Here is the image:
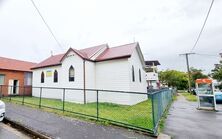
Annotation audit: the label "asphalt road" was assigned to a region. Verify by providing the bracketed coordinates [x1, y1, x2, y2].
[5, 103, 152, 139]
[163, 94, 222, 139]
[0, 123, 30, 139]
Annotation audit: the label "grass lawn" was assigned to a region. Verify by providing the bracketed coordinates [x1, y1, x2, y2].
[181, 92, 197, 102]
[3, 96, 154, 130]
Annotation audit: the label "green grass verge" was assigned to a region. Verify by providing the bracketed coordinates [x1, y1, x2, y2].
[181, 92, 197, 102]
[3, 96, 154, 130]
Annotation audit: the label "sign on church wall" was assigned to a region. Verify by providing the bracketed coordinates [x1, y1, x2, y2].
[46, 70, 52, 77]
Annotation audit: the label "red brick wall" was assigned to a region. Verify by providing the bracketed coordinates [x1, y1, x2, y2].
[0, 69, 32, 96]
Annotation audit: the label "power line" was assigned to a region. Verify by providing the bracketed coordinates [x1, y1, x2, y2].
[29, 0, 64, 51]
[190, 0, 214, 52]
[195, 53, 220, 57]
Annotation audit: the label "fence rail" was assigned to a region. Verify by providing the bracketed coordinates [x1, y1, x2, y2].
[0, 85, 175, 135]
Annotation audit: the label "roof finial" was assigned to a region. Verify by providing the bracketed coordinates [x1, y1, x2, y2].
[50, 50, 53, 56]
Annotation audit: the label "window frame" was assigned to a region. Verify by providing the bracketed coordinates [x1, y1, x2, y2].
[132, 65, 135, 82]
[69, 66, 75, 82]
[139, 69, 142, 83]
[41, 72, 45, 83]
[54, 70, 58, 83]
[0, 74, 5, 85]
[24, 72, 32, 86]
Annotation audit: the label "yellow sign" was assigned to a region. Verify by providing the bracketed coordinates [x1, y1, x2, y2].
[46, 70, 52, 77]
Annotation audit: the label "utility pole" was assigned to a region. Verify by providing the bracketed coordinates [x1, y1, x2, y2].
[179, 53, 195, 93]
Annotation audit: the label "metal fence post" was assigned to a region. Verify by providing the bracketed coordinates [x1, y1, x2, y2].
[62, 88, 65, 112]
[151, 93, 156, 131]
[0, 85, 2, 99]
[96, 90, 99, 121]
[39, 87, 42, 108]
[22, 86, 25, 105]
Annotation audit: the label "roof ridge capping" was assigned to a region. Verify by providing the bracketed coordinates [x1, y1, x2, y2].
[79, 44, 109, 59]
[95, 42, 139, 62]
[90, 44, 109, 59]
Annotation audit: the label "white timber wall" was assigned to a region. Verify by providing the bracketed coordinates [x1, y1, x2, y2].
[95, 59, 130, 91]
[32, 51, 86, 103]
[32, 49, 147, 105]
[128, 48, 148, 104]
[32, 66, 63, 100]
[85, 61, 97, 103]
[95, 59, 134, 105]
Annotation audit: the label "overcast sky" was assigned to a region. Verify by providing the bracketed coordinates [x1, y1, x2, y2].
[0, 0, 221, 73]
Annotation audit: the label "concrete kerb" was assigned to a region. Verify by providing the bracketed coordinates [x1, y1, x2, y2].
[157, 133, 171, 139]
[3, 117, 51, 139]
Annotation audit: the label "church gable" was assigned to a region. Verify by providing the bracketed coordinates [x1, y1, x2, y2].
[60, 48, 85, 64]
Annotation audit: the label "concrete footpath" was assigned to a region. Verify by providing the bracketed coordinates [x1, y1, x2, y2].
[5, 103, 152, 139]
[163, 94, 222, 139]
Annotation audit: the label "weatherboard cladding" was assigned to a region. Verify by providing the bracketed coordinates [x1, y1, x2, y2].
[32, 42, 139, 69]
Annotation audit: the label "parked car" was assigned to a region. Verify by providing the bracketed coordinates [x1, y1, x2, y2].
[215, 92, 222, 103]
[191, 88, 197, 95]
[0, 100, 5, 121]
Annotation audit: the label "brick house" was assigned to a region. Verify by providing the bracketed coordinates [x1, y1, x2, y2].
[0, 57, 36, 96]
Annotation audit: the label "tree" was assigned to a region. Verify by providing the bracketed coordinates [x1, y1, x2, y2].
[190, 67, 208, 87]
[159, 70, 188, 90]
[212, 60, 222, 81]
[212, 69, 222, 81]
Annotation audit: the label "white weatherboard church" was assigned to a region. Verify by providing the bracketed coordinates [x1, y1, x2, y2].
[31, 42, 147, 105]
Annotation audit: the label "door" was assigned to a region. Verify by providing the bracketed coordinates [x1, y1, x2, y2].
[8, 80, 19, 95]
[8, 80, 13, 94]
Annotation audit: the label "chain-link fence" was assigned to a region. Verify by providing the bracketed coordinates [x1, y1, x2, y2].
[149, 89, 175, 135]
[0, 85, 175, 135]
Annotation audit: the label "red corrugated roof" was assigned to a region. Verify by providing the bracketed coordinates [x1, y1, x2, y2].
[32, 54, 65, 69]
[32, 42, 138, 69]
[0, 56, 36, 72]
[80, 44, 108, 58]
[96, 42, 138, 61]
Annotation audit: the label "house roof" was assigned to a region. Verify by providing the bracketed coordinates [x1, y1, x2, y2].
[145, 60, 160, 66]
[80, 44, 108, 59]
[32, 42, 139, 69]
[32, 54, 65, 69]
[95, 42, 138, 61]
[0, 56, 36, 72]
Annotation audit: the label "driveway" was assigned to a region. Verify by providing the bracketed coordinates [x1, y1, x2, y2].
[163, 94, 222, 139]
[5, 103, 152, 139]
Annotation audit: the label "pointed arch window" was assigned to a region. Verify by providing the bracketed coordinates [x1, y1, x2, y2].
[139, 69, 142, 82]
[41, 72, 44, 83]
[69, 66, 75, 82]
[54, 70, 58, 83]
[132, 66, 135, 82]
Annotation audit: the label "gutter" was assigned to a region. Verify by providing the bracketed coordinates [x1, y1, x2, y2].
[3, 118, 51, 139]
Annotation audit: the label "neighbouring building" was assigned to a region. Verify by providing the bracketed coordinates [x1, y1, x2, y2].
[0, 57, 36, 96]
[31, 42, 147, 105]
[145, 60, 160, 89]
